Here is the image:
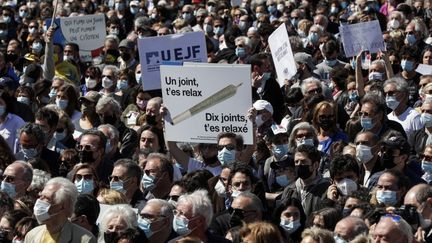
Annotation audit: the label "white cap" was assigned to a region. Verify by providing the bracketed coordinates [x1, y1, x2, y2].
[253, 100, 273, 115]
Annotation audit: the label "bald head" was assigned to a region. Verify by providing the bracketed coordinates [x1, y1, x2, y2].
[334, 216, 368, 241]
[404, 184, 431, 207]
[3, 161, 33, 198]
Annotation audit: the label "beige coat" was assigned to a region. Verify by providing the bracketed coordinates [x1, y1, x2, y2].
[24, 221, 96, 243]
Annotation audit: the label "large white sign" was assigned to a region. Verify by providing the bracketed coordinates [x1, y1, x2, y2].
[268, 23, 297, 86]
[49, 14, 106, 62]
[138, 32, 207, 90]
[339, 20, 385, 57]
[161, 63, 253, 144]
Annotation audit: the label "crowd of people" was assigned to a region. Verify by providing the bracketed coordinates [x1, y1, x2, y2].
[0, 0, 432, 242]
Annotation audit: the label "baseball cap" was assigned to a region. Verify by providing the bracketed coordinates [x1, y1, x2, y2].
[253, 100, 274, 115]
[79, 91, 101, 104]
[119, 39, 134, 49]
[295, 52, 316, 70]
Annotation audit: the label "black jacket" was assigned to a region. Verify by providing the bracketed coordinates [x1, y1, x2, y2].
[252, 77, 286, 124]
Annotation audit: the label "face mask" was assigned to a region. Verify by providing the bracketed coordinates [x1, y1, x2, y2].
[63, 55, 74, 62]
[231, 188, 250, 198]
[182, 12, 192, 21]
[276, 174, 290, 187]
[267, 5, 277, 14]
[401, 59, 414, 72]
[34, 199, 52, 223]
[421, 113, 432, 127]
[296, 164, 312, 180]
[0, 105, 5, 116]
[120, 52, 131, 61]
[40, 96, 50, 105]
[56, 99, 69, 110]
[290, 18, 299, 28]
[308, 32, 319, 44]
[406, 34, 417, 46]
[0, 30, 7, 39]
[318, 117, 333, 130]
[79, 150, 95, 163]
[130, 6, 139, 14]
[49, 88, 57, 98]
[116, 79, 128, 90]
[349, 91, 359, 102]
[325, 58, 337, 67]
[235, 47, 246, 58]
[17, 96, 30, 105]
[419, 212, 432, 229]
[280, 218, 301, 234]
[330, 6, 339, 14]
[32, 42, 43, 53]
[356, 144, 374, 163]
[272, 144, 289, 159]
[207, 6, 215, 12]
[369, 71, 383, 81]
[422, 161, 432, 173]
[142, 173, 156, 191]
[376, 190, 398, 206]
[296, 138, 314, 147]
[102, 77, 114, 89]
[19, 10, 28, 18]
[342, 208, 351, 217]
[381, 152, 397, 169]
[110, 181, 126, 194]
[85, 78, 97, 89]
[360, 117, 373, 130]
[217, 147, 236, 165]
[75, 178, 94, 194]
[146, 115, 157, 125]
[172, 216, 191, 235]
[100, 114, 117, 126]
[389, 19, 400, 29]
[336, 178, 358, 196]
[203, 24, 213, 34]
[334, 236, 348, 243]
[135, 73, 141, 83]
[256, 12, 263, 19]
[386, 95, 400, 110]
[238, 21, 247, 31]
[28, 27, 37, 34]
[1, 181, 16, 198]
[138, 218, 154, 238]
[214, 179, 226, 197]
[54, 131, 66, 141]
[115, 3, 125, 11]
[213, 27, 224, 36]
[3, 16, 11, 24]
[22, 148, 38, 159]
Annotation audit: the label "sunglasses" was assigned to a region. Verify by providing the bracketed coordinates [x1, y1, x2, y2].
[217, 144, 236, 151]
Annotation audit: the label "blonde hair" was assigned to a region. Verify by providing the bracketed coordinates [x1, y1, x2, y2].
[301, 227, 335, 243]
[97, 188, 128, 205]
[240, 222, 283, 243]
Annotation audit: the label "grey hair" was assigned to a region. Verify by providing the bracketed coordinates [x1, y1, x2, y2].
[423, 83, 432, 96]
[30, 169, 51, 192]
[288, 122, 318, 153]
[383, 77, 409, 93]
[370, 59, 385, 70]
[134, 16, 149, 29]
[46, 177, 78, 216]
[102, 65, 119, 79]
[178, 26, 193, 33]
[98, 124, 119, 141]
[236, 192, 263, 212]
[410, 18, 429, 39]
[235, 36, 252, 49]
[177, 189, 213, 228]
[10, 161, 33, 184]
[301, 77, 322, 95]
[337, 217, 368, 240]
[19, 123, 45, 143]
[99, 204, 138, 233]
[146, 199, 174, 220]
[96, 96, 122, 116]
[314, 14, 328, 28]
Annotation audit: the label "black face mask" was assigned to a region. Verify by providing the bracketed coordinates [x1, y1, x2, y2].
[6, 53, 17, 63]
[0, 230, 10, 243]
[146, 115, 157, 125]
[120, 52, 131, 61]
[296, 164, 312, 180]
[229, 209, 244, 228]
[100, 114, 117, 126]
[59, 162, 69, 177]
[318, 118, 333, 130]
[381, 152, 396, 169]
[392, 64, 401, 74]
[104, 232, 119, 243]
[79, 150, 95, 163]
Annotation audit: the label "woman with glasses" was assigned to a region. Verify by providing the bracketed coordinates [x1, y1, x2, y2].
[71, 163, 99, 196]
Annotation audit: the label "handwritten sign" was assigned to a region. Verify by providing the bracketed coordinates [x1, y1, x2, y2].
[339, 20, 385, 57]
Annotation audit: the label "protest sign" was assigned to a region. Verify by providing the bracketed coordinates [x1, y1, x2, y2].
[161, 63, 253, 144]
[268, 23, 297, 86]
[340, 20, 385, 57]
[45, 14, 106, 62]
[138, 31, 207, 91]
[416, 64, 432, 75]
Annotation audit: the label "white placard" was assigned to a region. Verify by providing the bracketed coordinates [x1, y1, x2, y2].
[268, 23, 297, 86]
[161, 64, 253, 144]
[339, 20, 385, 57]
[416, 64, 432, 75]
[138, 32, 207, 91]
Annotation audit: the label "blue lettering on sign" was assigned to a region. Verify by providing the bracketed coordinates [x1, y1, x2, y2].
[146, 45, 201, 64]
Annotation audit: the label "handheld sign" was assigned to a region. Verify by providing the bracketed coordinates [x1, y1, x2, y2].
[339, 20, 385, 57]
[161, 63, 253, 144]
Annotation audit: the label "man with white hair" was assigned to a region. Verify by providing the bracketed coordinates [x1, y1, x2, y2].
[138, 199, 174, 243]
[1, 161, 32, 199]
[100, 65, 119, 98]
[372, 214, 413, 243]
[334, 216, 368, 242]
[25, 177, 96, 243]
[172, 190, 230, 242]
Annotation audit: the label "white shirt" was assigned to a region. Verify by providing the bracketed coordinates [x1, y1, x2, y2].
[387, 106, 422, 140]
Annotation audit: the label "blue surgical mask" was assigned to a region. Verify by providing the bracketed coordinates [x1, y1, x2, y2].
[182, 12, 192, 21]
[422, 161, 432, 173]
[56, 99, 69, 110]
[280, 218, 301, 234]
[235, 47, 246, 58]
[141, 173, 156, 191]
[276, 175, 290, 187]
[376, 190, 398, 206]
[172, 216, 191, 235]
[349, 91, 359, 101]
[54, 131, 66, 141]
[386, 95, 400, 110]
[368, 71, 383, 81]
[49, 88, 57, 98]
[110, 181, 126, 194]
[0, 105, 5, 116]
[1, 181, 16, 198]
[75, 179, 94, 194]
[17, 96, 30, 105]
[116, 79, 128, 90]
[19, 10, 28, 18]
[272, 144, 289, 159]
[290, 18, 299, 28]
[217, 147, 236, 165]
[3, 16, 11, 24]
[360, 117, 373, 130]
[138, 218, 153, 238]
[213, 27, 224, 36]
[130, 6, 139, 14]
[406, 34, 417, 46]
[308, 32, 319, 44]
[115, 2, 125, 11]
[325, 58, 337, 67]
[267, 5, 277, 14]
[22, 148, 38, 159]
[334, 235, 348, 243]
[135, 74, 141, 83]
[32, 42, 43, 53]
[401, 59, 414, 72]
[421, 113, 432, 128]
[296, 138, 314, 147]
[261, 72, 271, 81]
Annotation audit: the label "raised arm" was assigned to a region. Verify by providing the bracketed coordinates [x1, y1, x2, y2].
[355, 50, 365, 97]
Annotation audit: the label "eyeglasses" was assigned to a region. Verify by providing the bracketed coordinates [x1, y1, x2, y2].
[217, 144, 236, 151]
[140, 213, 166, 222]
[420, 154, 432, 161]
[0, 175, 15, 183]
[102, 75, 113, 79]
[358, 111, 375, 117]
[228, 207, 256, 215]
[307, 87, 322, 94]
[384, 91, 399, 96]
[75, 174, 93, 181]
[296, 133, 311, 139]
[108, 175, 130, 182]
[76, 144, 97, 152]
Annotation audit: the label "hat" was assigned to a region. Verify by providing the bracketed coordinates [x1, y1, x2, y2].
[129, 0, 139, 6]
[382, 134, 410, 155]
[295, 52, 316, 70]
[119, 39, 134, 49]
[270, 157, 294, 170]
[79, 91, 101, 104]
[253, 100, 273, 115]
[24, 53, 40, 63]
[0, 77, 18, 90]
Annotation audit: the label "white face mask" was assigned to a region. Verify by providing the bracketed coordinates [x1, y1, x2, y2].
[356, 144, 374, 163]
[214, 179, 226, 197]
[102, 76, 114, 89]
[335, 178, 358, 196]
[85, 77, 97, 89]
[33, 199, 52, 224]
